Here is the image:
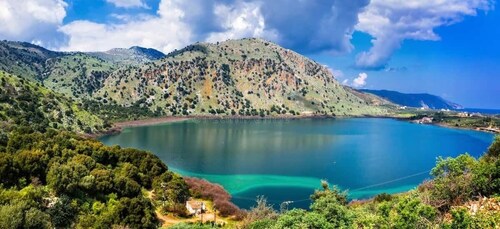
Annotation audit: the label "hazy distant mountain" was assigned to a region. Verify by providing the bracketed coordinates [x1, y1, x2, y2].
[88, 46, 166, 65]
[361, 89, 463, 110]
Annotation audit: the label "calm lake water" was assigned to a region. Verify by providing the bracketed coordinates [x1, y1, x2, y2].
[99, 118, 494, 209]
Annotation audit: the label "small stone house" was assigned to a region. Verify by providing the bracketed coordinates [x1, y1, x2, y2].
[186, 200, 206, 215]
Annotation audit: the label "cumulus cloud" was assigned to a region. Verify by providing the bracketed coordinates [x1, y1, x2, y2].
[58, 0, 370, 53]
[0, 0, 67, 48]
[352, 72, 368, 87]
[105, 0, 148, 8]
[260, 0, 369, 54]
[1, 0, 490, 66]
[59, 1, 192, 52]
[355, 0, 492, 69]
[205, 1, 278, 43]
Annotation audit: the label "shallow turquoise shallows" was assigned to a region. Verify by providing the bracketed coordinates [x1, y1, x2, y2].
[99, 118, 494, 209]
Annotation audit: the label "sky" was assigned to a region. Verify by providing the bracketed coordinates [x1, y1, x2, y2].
[0, 0, 498, 108]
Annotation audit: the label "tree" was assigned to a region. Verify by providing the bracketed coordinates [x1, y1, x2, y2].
[309, 181, 353, 228]
[389, 194, 436, 229]
[243, 196, 278, 227]
[116, 197, 159, 229]
[273, 209, 333, 229]
[0, 202, 24, 229]
[24, 207, 51, 229]
[430, 154, 477, 210]
[46, 161, 89, 195]
[48, 196, 78, 228]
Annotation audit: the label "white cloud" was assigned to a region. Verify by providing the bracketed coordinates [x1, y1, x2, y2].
[59, 0, 279, 53]
[0, 0, 67, 48]
[105, 0, 148, 8]
[59, 1, 192, 52]
[355, 0, 492, 69]
[0, 0, 369, 55]
[341, 79, 349, 85]
[352, 72, 368, 87]
[323, 65, 344, 79]
[206, 1, 278, 43]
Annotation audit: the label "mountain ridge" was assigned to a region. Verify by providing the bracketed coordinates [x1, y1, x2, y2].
[361, 89, 462, 110]
[87, 46, 166, 65]
[0, 38, 391, 118]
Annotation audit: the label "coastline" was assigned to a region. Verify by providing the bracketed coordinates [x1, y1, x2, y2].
[90, 114, 498, 139]
[432, 122, 500, 134]
[113, 116, 190, 128]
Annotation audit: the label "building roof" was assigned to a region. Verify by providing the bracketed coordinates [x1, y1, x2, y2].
[187, 201, 204, 210]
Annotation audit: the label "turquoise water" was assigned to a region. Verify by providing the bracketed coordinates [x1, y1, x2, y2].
[99, 118, 494, 209]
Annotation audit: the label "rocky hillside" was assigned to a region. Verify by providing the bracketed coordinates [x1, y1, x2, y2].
[0, 39, 391, 117]
[95, 38, 388, 116]
[0, 71, 106, 133]
[361, 89, 462, 110]
[0, 41, 63, 81]
[0, 41, 117, 100]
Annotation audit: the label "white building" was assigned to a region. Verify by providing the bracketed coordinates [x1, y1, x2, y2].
[186, 200, 206, 215]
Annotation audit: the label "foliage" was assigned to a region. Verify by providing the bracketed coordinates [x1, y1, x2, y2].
[153, 172, 190, 215]
[429, 154, 477, 210]
[185, 177, 244, 217]
[0, 129, 190, 228]
[0, 71, 105, 133]
[243, 196, 278, 228]
[309, 182, 354, 228]
[272, 209, 333, 229]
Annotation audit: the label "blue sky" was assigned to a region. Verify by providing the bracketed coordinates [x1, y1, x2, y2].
[0, 0, 498, 108]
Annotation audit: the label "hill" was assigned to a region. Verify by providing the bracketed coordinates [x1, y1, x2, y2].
[0, 39, 390, 118]
[361, 89, 462, 110]
[0, 71, 106, 134]
[0, 41, 118, 100]
[87, 46, 166, 65]
[94, 38, 389, 116]
[0, 41, 63, 81]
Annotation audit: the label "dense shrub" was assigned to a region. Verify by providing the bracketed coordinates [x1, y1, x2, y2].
[185, 177, 244, 217]
[0, 130, 187, 228]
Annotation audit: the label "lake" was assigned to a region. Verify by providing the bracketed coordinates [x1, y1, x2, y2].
[99, 118, 494, 209]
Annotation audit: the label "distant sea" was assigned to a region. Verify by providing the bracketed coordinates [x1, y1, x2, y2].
[456, 108, 500, 115]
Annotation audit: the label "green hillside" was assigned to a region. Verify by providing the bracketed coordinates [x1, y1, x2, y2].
[0, 41, 63, 81]
[0, 71, 105, 134]
[42, 53, 117, 99]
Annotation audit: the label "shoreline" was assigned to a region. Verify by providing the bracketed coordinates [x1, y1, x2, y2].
[90, 114, 497, 138]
